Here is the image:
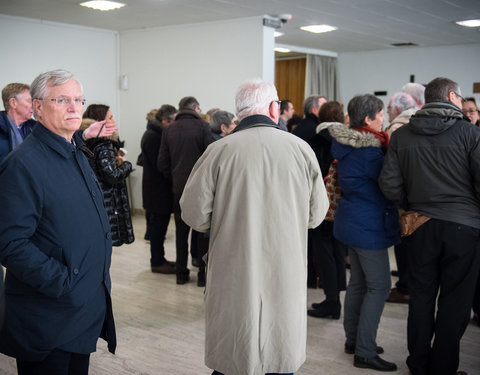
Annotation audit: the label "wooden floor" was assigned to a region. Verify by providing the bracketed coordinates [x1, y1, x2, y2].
[1, 214, 479, 374]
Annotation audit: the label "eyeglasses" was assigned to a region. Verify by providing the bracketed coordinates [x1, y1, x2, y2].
[39, 97, 86, 106]
[272, 100, 281, 107]
[464, 109, 479, 114]
[453, 92, 465, 104]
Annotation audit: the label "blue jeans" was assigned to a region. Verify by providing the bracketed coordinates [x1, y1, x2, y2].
[212, 372, 293, 375]
[343, 247, 391, 358]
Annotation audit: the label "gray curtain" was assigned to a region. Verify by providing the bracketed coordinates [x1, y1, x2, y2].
[305, 54, 338, 100]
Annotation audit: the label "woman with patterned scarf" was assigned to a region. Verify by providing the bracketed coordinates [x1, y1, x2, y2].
[328, 94, 400, 372]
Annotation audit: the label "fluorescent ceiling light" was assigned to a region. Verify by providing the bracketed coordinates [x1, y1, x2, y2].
[274, 47, 291, 53]
[456, 19, 480, 27]
[80, 1, 125, 11]
[300, 24, 337, 34]
[274, 31, 284, 37]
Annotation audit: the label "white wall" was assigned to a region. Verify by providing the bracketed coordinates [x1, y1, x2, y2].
[0, 15, 118, 114]
[119, 16, 274, 209]
[338, 43, 480, 108]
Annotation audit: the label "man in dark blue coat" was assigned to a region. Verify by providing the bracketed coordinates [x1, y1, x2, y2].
[0, 69, 116, 374]
[0, 83, 35, 163]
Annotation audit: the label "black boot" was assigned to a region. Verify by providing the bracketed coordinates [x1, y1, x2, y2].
[308, 299, 341, 319]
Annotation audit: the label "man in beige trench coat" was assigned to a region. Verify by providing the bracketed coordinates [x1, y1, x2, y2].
[180, 78, 329, 375]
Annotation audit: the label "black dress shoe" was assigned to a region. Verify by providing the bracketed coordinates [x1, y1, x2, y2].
[151, 263, 176, 274]
[345, 343, 384, 354]
[197, 272, 206, 287]
[353, 355, 397, 372]
[191, 257, 200, 267]
[308, 300, 341, 319]
[176, 274, 190, 285]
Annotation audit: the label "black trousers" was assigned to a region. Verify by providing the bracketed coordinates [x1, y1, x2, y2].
[173, 195, 191, 276]
[311, 221, 346, 300]
[405, 219, 480, 375]
[473, 269, 480, 315]
[149, 212, 171, 266]
[16, 349, 90, 375]
[393, 239, 409, 294]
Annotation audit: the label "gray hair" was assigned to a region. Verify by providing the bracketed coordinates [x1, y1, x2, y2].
[303, 95, 323, 116]
[235, 78, 278, 121]
[210, 110, 234, 134]
[390, 92, 417, 113]
[178, 96, 199, 111]
[30, 69, 83, 118]
[402, 83, 425, 107]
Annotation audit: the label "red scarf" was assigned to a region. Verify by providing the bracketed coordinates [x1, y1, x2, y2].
[355, 126, 390, 150]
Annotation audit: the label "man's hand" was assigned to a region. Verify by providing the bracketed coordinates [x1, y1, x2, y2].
[83, 121, 118, 140]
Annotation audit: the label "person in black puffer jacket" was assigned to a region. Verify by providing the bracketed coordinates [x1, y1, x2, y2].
[81, 104, 134, 247]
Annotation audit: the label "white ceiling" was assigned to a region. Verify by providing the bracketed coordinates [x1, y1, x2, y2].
[1, 0, 480, 53]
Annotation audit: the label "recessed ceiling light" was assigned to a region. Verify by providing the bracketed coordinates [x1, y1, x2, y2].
[274, 47, 291, 53]
[274, 31, 284, 38]
[80, 1, 126, 11]
[456, 19, 480, 27]
[300, 24, 337, 34]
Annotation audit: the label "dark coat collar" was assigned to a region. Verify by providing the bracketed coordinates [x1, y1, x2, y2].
[232, 115, 280, 134]
[32, 123, 81, 159]
[175, 109, 202, 120]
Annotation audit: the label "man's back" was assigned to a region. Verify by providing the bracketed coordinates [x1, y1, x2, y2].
[158, 110, 212, 196]
[181, 121, 328, 375]
[292, 113, 317, 141]
[381, 102, 480, 228]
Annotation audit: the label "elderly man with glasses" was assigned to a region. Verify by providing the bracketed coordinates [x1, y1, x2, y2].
[379, 77, 480, 375]
[0, 69, 116, 375]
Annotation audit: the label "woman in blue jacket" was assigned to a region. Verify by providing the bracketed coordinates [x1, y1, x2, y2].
[328, 94, 400, 372]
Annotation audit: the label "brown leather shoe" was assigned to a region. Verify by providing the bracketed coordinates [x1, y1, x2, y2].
[386, 287, 410, 304]
[151, 263, 176, 274]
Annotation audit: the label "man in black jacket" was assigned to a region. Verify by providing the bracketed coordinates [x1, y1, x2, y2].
[141, 105, 177, 274]
[157, 96, 213, 285]
[292, 95, 326, 142]
[379, 77, 480, 375]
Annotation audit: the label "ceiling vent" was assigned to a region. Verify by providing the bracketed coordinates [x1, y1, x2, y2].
[391, 42, 418, 47]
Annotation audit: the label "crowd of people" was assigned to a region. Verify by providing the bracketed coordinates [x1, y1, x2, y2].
[0, 69, 479, 375]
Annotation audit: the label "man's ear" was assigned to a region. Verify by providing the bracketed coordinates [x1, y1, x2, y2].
[269, 101, 280, 123]
[32, 99, 42, 118]
[447, 91, 456, 103]
[220, 124, 227, 134]
[8, 97, 16, 110]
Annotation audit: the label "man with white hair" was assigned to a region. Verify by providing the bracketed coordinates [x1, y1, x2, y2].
[385, 92, 417, 136]
[402, 82, 425, 109]
[180, 78, 329, 375]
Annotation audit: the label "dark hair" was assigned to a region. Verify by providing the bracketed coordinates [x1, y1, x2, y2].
[318, 101, 344, 123]
[424, 77, 459, 104]
[347, 94, 384, 129]
[178, 96, 199, 111]
[280, 100, 292, 115]
[287, 113, 302, 132]
[83, 104, 109, 121]
[155, 104, 177, 122]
